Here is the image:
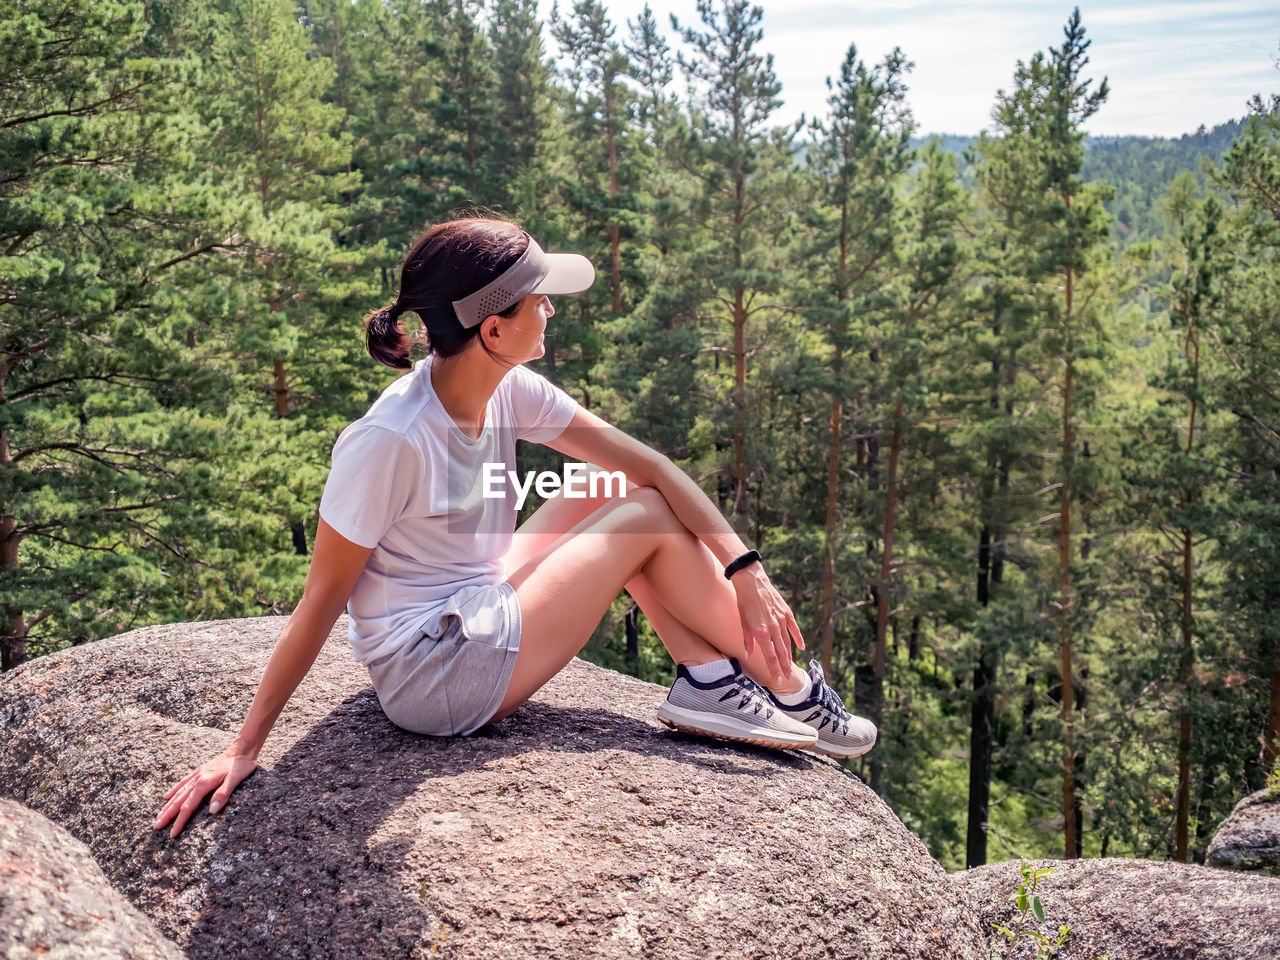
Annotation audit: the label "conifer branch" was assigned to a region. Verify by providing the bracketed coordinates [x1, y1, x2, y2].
[2, 81, 152, 128]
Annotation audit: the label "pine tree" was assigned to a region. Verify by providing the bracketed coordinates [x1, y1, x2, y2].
[1169, 189, 1225, 860]
[866, 141, 969, 794]
[588, 2, 699, 459]
[1107, 173, 1229, 861]
[623, 3, 674, 134]
[804, 43, 913, 679]
[560, 0, 697, 461]
[551, 0, 641, 318]
[0, 0, 241, 666]
[1212, 93, 1280, 782]
[396, 0, 504, 222]
[186, 0, 362, 564]
[966, 74, 1059, 871]
[490, 0, 553, 213]
[670, 0, 797, 528]
[306, 0, 399, 251]
[968, 7, 1115, 860]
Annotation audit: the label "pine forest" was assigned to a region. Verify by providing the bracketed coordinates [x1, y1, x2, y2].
[3, 0, 1279, 872]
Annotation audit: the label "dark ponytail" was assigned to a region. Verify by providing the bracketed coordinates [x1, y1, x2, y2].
[364, 215, 529, 370]
[363, 301, 413, 370]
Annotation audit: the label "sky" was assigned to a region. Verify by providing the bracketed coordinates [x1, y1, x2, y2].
[537, 1, 1280, 138]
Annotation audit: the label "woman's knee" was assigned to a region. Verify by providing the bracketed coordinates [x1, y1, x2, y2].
[620, 485, 679, 526]
[625, 484, 663, 509]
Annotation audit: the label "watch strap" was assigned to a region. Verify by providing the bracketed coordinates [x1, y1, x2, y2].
[724, 549, 762, 580]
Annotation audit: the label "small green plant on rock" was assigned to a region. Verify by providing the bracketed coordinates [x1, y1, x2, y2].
[1266, 763, 1279, 800]
[990, 861, 1070, 960]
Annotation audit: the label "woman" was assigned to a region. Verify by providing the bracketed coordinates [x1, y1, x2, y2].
[153, 217, 875, 839]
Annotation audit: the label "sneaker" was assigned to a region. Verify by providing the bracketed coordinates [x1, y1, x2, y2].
[657, 659, 819, 750]
[767, 660, 878, 759]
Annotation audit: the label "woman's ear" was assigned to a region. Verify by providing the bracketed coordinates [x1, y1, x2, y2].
[480, 314, 502, 345]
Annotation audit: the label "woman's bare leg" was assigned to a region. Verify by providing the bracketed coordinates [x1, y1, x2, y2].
[490, 487, 804, 723]
[502, 473, 802, 676]
[617, 575, 719, 666]
[503, 475, 720, 666]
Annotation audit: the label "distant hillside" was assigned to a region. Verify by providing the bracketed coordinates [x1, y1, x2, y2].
[912, 117, 1247, 245]
[1080, 119, 1245, 243]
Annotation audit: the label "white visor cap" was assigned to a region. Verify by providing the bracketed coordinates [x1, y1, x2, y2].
[451, 233, 595, 328]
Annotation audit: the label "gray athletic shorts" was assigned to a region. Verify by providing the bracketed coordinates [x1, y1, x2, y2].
[365, 581, 522, 737]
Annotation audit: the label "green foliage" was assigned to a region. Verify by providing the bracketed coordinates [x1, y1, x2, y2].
[1, 0, 237, 662]
[918, 118, 1243, 249]
[1083, 119, 1245, 246]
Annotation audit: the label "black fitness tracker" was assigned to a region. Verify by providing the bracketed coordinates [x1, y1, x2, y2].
[724, 549, 762, 580]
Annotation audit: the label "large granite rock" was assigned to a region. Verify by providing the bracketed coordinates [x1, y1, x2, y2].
[1206, 789, 1280, 872]
[0, 616, 987, 960]
[0, 797, 185, 960]
[954, 857, 1280, 960]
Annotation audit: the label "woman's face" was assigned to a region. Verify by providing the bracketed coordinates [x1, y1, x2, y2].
[493, 293, 554, 363]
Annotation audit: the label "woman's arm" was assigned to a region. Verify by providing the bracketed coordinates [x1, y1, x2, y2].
[543, 407, 804, 680]
[543, 408, 746, 565]
[153, 519, 373, 838]
[230, 520, 372, 757]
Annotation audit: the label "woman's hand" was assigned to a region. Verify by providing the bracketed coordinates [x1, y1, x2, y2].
[153, 747, 258, 839]
[730, 564, 805, 683]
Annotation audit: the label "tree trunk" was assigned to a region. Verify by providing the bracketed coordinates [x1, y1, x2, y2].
[968, 460, 1007, 868]
[967, 644, 996, 867]
[731, 286, 747, 519]
[968, 516, 996, 868]
[967, 310, 1008, 867]
[728, 137, 749, 520]
[1074, 673, 1086, 860]
[458, 0, 477, 192]
[1176, 321, 1202, 860]
[818, 374, 841, 678]
[605, 79, 623, 315]
[1265, 653, 1280, 772]
[0, 361, 27, 672]
[869, 403, 903, 795]
[608, 224, 622, 315]
[625, 604, 640, 671]
[817, 188, 852, 678]
[272, 357, 289, 419]
[712, 353, 729, 513]
[1175, 525, 1194, 861]
[291, 522, 309, 556]
[753, 469, 763, 551]
[874, 403, 903, 685]
[0, 511, 26, 672]
[272, 355, 306, 555]
[1059, 265, 1078, 861]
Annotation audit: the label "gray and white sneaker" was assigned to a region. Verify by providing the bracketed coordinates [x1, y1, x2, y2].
[767, 660, 878, 758]
[657, 659, 819, 750]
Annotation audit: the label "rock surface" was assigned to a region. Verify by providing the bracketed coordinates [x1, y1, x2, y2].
[1205, 788, 1280, 872]
[0, 797, 185, 960]
[954, 857, 1280, 960]
[0, 616, 988, 960]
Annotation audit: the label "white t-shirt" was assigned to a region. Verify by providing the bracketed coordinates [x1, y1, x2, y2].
[318, 355, 581, 664]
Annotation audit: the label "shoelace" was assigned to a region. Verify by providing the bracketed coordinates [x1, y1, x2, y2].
[816, 681, 851, 735]
[720, 676, 775, 719]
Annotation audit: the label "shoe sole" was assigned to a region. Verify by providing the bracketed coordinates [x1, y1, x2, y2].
[805, 740, 876, 759]
[656, 703, 819, 750]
